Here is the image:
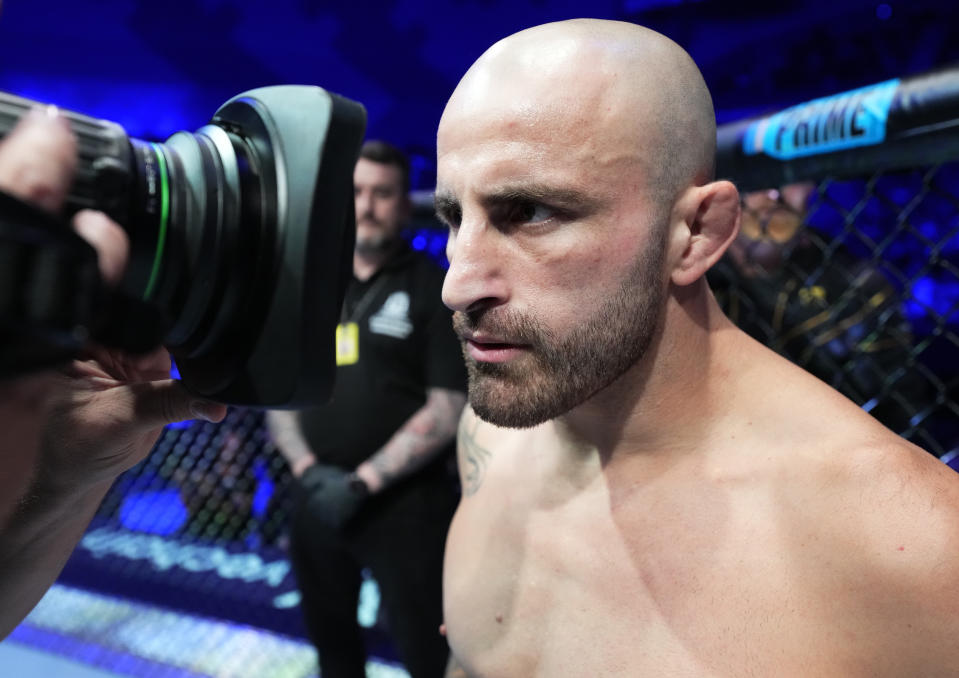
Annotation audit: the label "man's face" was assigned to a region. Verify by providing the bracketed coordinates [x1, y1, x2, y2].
[730, 182, 815, 276]
[353, 158, 407, 254]
[437, 81, 671, 429]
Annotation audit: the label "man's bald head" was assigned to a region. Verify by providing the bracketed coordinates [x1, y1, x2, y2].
[439, 19, 715, 207]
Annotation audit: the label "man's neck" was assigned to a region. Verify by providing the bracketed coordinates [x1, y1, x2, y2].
[555, 283, 741, 464]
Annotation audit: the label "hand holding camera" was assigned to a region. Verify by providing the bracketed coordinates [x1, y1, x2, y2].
[0, 85, 367, 639]
[0, 85, 366, 406]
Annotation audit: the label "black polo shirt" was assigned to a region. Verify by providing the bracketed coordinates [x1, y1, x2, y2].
[297, 244, 466, 468]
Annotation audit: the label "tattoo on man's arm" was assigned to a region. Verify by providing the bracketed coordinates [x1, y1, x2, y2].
[366, 389, 465, 488]
[369, 430, 432, 487]
[459, 416, 491, 497]
[265, 411, 314, 467]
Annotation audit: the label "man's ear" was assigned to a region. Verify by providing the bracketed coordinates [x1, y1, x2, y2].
[668, 180, 741, 287]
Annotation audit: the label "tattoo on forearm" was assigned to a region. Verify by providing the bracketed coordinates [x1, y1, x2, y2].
[265, 412, 314, 466]
[367, 389, 465, 487]
[459, 416, 491, 497]
[370, 431, 427, 486]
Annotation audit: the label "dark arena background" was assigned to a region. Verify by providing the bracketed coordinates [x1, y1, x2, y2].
[2, 1, 958, 676]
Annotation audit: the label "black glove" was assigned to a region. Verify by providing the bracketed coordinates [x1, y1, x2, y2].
[297, 463, 370, 530]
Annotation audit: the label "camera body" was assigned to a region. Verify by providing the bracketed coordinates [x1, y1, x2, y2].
[0, 86, 367, 407]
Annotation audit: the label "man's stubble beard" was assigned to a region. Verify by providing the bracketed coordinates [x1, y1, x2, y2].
[455, 223, 669, 429]
[355, 217, 401, 256]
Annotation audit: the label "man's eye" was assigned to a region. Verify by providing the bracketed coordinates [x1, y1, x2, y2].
[439, 206, 462, 230]
[511, 202, 553, 224]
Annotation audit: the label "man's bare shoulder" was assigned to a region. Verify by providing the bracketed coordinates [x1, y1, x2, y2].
[790, 433, 959, 670]
[764, 409, 959, 545]
[791, 426, 959, 529]
[711, 393, 959, 674]
[835, 436, 959, 566]
[717, 344, 959, 666]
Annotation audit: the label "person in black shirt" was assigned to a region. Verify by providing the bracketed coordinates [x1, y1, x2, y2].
[267, 140, 466, 678]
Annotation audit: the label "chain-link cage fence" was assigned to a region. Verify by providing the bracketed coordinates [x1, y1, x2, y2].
[15, 411, 410, 677]
[713, 66, 959, 461]
[14, 68, 958, 678]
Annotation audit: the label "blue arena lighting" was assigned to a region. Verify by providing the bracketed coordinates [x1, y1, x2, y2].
[409, 154, 432, 191]
[118, 489, 188, 536]
[250, 460, 275, 519]
[0, 77, 197, 142]
[428, 232, 447, 255]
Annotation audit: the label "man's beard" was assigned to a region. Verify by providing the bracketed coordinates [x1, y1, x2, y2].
[453, 225, 668, 429]
[355, 218, 399, 256]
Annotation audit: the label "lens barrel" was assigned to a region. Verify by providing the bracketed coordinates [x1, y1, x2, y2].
[0, 87, 366, 407]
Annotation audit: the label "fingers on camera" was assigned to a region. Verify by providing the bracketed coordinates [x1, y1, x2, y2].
[0, 108, 128, 282]
[129, 380, 227, 429]
[73, 210, 129, 285]
[0, 106, 76, 213]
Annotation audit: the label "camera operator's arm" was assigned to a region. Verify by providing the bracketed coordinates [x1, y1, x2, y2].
[0, 108, 226, 639]
[354, 386, 466, 493]
[0, 349, 224, 638]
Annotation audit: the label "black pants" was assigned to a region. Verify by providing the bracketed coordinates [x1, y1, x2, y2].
[289, 464, 456, 678]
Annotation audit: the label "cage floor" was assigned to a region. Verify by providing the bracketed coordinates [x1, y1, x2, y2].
[2, 584, 410, 678]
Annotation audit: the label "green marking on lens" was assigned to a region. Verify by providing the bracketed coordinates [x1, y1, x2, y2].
[143, 142, 170, 300]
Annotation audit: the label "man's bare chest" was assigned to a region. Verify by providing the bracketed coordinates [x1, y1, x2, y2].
[444, 485, 876, 677]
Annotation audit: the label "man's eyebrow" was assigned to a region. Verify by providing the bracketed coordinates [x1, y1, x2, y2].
[483, 184, 600, 211]
[433, 191, 461, 223]
[432, 184, 601, 223]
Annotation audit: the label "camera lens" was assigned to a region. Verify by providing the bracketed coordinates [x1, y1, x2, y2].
[0, 87, 366, 406]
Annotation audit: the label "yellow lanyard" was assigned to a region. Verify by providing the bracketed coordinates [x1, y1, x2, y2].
[336, 274, 389, 365]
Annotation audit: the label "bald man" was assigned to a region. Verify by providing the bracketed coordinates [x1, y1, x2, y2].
[435, 19, 959, 677]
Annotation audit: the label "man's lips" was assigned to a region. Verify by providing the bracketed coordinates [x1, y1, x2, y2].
[461, 335, 527, 363]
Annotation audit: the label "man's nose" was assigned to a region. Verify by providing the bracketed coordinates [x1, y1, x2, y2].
[355, 188, 373, 217]
[441, 220, 508, 313]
